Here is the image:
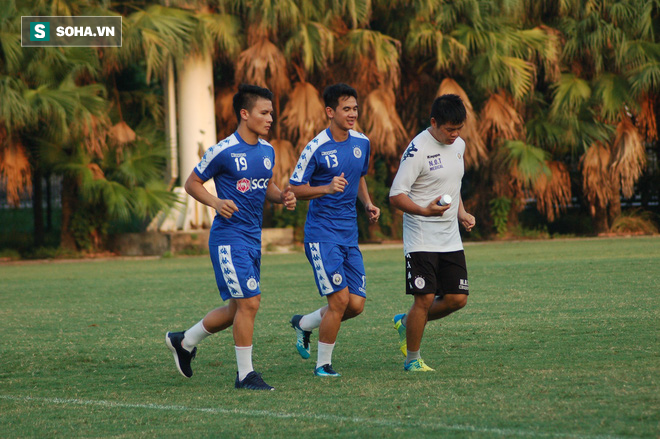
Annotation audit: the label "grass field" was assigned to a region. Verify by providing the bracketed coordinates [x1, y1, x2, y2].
[1, 236, 659, 438]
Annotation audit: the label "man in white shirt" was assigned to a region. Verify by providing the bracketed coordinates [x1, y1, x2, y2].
[389, 94, 476, 372]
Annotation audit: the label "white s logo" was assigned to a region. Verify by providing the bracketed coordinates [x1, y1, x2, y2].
[35, 24, 46, 39]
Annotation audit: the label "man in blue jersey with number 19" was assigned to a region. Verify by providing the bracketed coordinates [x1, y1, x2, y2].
[288, 83, 380, 377]
[166, 84, 296, 391]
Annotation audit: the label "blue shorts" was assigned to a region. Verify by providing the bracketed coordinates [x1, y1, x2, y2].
[209, 245, 261, 301]
[304, 242, 366, 298]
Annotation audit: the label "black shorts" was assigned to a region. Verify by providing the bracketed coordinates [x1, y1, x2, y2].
[405, 250, 469, 296]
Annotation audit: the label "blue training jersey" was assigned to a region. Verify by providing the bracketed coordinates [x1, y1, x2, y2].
[194, 131, 275, 249]
[290, 128, 370, 245]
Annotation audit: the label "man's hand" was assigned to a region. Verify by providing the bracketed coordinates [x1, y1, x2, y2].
[425, 196, 451, 217]
[326, 172, 348, 194]
[281, 185, 297, 210]
[459, 211, 476, 231]
[215, 199, 239, 219]
[365, 203, 380, 223]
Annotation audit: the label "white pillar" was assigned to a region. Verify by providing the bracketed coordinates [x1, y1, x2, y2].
[149, 52, 217, 232]
[177, 52, 216, 185]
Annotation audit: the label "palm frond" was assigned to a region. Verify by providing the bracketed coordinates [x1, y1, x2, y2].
[437, 78, 487, 169]
[502, 56, 537, 99]
[343, 29, 401, 91]
[333, 0, 372, 29]
[550, 73, 592, 117]
[580, 141, 613, 210]
[251, 0, 303, 36]
[628, 60, 660, 97]
[130, 183, 179, 220]
[452, 23, 496, 53]
[504, 140, 551, 185]
[194, 12, 242, 59]
[0, 26, 23, 73]
[611, 115, 646, 198]
[544, 25, 564, 82]
[636, 93, 657, 143]
[235, 37, 291, 96]
[530, 161, 572, 222]
[593, 73, 631, 122]
[0, 77, 32, 131]
[123, 5, 195, 83]
[215, 88, 238, 140]
[284, 21, 334, 74]
[479, 91, 525, 145]
[0, 135, 32, 207]
[109, 121, 137, 147]
[406, 22, 467, 72]
[361, 87, 408, 159]
[279, 81, 326, 151]
[270, 138, 297, 191]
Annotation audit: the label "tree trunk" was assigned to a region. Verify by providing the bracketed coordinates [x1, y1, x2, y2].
[45, 173, 52, 231]
[32, 165, 44, 247]
[608, 197, 621, 229]
[60, 175, 77, 250]
[608, 176, 621, 228]
[592, 203, 609, 234]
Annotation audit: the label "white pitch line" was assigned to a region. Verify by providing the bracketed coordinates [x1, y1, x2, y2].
[0, 394, 631, 439]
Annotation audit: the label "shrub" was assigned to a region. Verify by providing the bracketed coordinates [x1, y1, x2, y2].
[610, 209, 659, 235]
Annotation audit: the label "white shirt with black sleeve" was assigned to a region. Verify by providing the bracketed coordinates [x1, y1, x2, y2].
[389, 129, 466, 255]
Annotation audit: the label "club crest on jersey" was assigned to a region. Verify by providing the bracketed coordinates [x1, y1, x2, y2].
[332, 273, 343, 285]
[353, 146, 362, 159]
[237, 178, 250, 193]
[247, 277, 258, 290]
[263, 157, 272, 170]
[414, 276, 426, 289]
[457, 153, 462, 160]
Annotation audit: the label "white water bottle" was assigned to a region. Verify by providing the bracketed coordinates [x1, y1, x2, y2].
[437, 194, 452, 206]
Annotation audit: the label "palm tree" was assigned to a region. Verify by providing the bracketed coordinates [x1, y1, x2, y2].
[552, 0, 657, 232]
[0, 0, 199, 249]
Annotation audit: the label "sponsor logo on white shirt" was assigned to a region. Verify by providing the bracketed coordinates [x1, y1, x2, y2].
[429, 156, 443, 171]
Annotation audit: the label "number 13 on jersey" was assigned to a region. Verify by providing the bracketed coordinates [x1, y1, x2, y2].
[324, 154, 338, 168]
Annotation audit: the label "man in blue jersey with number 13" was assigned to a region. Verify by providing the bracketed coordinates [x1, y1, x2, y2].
[289, 83, 380, 377]
[166, 84, 296, 391]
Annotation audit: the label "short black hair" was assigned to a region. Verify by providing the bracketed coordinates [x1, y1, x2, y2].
[430, 94, 466, 126]
[233, 84, 273, 122]
[323, 83, 358, 110]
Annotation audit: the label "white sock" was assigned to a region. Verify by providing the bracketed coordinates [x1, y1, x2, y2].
[182, 320, 212, 352]
[316, 341, 335, 369]
[235, 346, 254, 381]
[406, 349, 421, 365]
[300, 309, 323, 331]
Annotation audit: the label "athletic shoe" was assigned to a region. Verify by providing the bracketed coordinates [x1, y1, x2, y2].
[290, 314, 312, 359]
[404, 358, 435, 372]
[393, 313, 407, 356]
[314, 364, 341, 377]
[235, 371, 275, 391]
[165, 331, 197, 378]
